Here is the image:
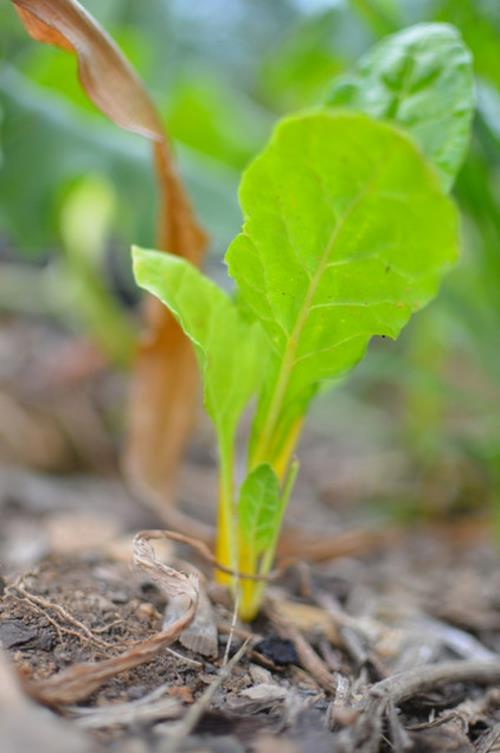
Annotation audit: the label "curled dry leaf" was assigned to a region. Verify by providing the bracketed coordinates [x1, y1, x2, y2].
[135, 531, 219, 657]
[166, 564, 219, 659]
[20, 532, 199, 706]
[11, 0, 207, 506]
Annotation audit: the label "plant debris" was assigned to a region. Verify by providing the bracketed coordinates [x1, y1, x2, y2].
[1, 511, 499, 752]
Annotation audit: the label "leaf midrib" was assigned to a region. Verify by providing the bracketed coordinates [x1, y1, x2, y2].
[254, 176, 378, 461]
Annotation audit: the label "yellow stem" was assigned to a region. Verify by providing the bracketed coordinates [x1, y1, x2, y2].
[214, 440, 236, 587]
[238, 542, 257, 620]
[272, 416, 304, 481]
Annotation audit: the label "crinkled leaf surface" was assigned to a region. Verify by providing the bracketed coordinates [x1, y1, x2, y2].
[238, 464, 281, 554]
[132, 247, 265, 452]
[227, 111, 459, 463]
[326, 23, 474, 191]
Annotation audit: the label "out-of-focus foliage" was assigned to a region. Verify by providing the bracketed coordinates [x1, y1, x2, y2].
[59, 176, 136, 366]
[326, 23, 474, 190]
[1, 0, 500, 520]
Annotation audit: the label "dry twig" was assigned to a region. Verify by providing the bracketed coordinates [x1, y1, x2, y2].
[368, 660, 500, 707]
[69, 683, 181, 729]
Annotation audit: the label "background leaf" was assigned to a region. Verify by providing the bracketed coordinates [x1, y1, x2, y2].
[227, 111, 459, 467]
[326, 23, 475, 190]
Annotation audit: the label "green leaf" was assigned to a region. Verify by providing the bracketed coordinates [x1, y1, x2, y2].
[167, 77, 272, 171]
[226, 111, 459, 465]
[238, 464, 281, 554]
[132, 247, 265, 452]
[325, 23, 475, 191]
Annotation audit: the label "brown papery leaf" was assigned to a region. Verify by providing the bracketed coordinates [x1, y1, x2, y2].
[12, 0, 207, 506]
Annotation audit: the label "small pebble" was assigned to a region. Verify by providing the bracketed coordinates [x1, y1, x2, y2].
[0, 619, 38, 649]
[109, 590, 128, 604]
[135, 602, 156, 622]
[249, 663, 273, 684]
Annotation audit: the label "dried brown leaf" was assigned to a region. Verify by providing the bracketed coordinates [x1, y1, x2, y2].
[11, 0, 207, 505]
[169, 568, 219, 659]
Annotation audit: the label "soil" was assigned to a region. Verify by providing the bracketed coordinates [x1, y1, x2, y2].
[0, 320, 499, 753]
[1, 501, 499, 752]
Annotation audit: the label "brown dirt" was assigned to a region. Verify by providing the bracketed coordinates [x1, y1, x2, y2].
[1, 520, 500, 752]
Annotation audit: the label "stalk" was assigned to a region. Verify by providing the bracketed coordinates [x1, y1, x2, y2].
[214, 438, 237, 587]
[251, 401, 304, 481]
[269, 417, 304, 481]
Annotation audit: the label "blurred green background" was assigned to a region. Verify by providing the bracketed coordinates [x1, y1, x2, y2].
[0, 0, 499, 524]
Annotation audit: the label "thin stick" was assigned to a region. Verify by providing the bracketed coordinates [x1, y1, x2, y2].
[165, 648, 203, 669]
[69, 682, 180, 728]
[217, 622, 260, 643]
[369, 660, 500, 706]
[160, 640, 250, 753]
[222, 591, 240, 667]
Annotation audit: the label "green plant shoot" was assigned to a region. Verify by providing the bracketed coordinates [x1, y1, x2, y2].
[132, 24, 474, 620]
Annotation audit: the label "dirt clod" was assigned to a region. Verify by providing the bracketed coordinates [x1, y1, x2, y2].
[0, 619, 39, 649]
[254, 637, 299, 666]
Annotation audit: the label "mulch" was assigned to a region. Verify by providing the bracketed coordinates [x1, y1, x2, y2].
[1, 504, 499, 753]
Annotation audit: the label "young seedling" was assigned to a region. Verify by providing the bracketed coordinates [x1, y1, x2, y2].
[133, 24, 474, 620]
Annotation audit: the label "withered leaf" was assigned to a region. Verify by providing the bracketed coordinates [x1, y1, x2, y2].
[11, 0, 207, 505]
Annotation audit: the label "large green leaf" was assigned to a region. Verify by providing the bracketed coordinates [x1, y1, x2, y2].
[238, 464, 281, 554]
[132, 247, 265, 454]
[326, 23, 474, 191]
[226, 111, 459, 464]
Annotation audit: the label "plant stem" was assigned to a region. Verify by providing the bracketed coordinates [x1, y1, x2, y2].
[270, 416, 304, 480]
[215, 437, 237, 587]
[251, 395, 304, 481]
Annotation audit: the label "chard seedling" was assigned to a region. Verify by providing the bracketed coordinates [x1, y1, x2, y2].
[133, 24, 474, 620]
